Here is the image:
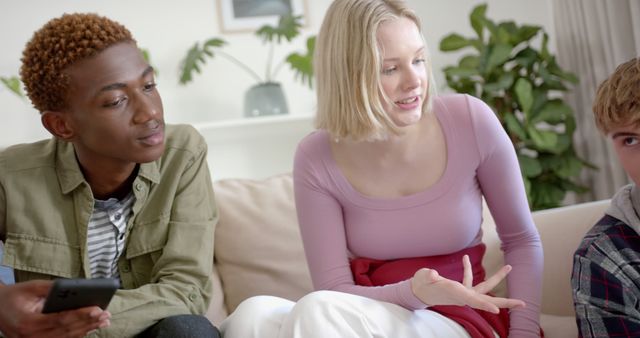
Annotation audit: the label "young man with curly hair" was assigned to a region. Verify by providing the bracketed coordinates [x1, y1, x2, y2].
[0, 13, 220, 338]
[572, 57, 640, 337]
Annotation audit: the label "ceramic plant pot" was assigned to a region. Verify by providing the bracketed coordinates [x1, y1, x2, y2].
[244, 82, 289, 117]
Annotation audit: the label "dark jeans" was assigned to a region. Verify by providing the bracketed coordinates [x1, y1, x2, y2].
[137, 314, 220, 338]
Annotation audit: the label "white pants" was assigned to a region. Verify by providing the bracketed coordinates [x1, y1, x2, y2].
[220, 290, 473, 338]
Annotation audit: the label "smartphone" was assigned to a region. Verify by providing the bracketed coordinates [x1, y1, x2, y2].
[42, 278, 120, 314]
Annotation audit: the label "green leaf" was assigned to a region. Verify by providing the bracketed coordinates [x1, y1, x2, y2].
[178, 39, 227, 84]
[530, 89, 548, 116]
[548, 155, 584, 178]
[470, 39, 484, 52]
[528, 127, 559, 152]
[532, 100, 572, 124]
[514, 48, 538, 69]
[256, 14, 302, 43]
[0, 76, 23, 97]
[485, 43, 512, 72]
[539, 64, 568, 91]
[531, 182, 565, 210]
[554, 134, 571, 153]
[285, 36, 315, 88]
[559, 178, 589, 193]
[514, 78, 534, 114]
[564, 114, 576, 135]
[204, 38, 226, 48]
[504, 113, 527, 141]
[496, 25, 512, 45]
[540, 33, 550, 61]
[140, 48, 151, 63]
[484, 72, 514, 92]
[523, 176, 532, 202]
[470, 4, 488, 40]
[440, 33, 472, 51]
[518, 155, 542, 177]
[498, 21, 518, 36]
[482, 17, 499, 42]
[444, 66, 479, 77]
[515, 25, 541, 44]
[547, 60, 579, 84]
[559, 71, 578, 84]
[459, 55, 480, 69]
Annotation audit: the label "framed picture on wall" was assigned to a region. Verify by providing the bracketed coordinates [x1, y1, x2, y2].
[216, 0, 308, 33]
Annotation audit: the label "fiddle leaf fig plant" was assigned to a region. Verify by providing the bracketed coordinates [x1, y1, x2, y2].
[179, 14, 315, 88]
[439, 4, 590, 210]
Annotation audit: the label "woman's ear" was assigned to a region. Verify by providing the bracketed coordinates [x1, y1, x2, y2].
[41, 111, 74, 141]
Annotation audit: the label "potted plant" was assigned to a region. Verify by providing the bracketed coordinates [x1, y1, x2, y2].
[178, 14, 315, 117]
[439, 4, 590, 210]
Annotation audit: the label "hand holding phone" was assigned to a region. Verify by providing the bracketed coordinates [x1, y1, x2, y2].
[42, 278, 120, 314]
[0, 280, 111, 338]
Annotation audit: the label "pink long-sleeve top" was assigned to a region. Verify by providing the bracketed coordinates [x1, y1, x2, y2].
[293, 94, 543, 337]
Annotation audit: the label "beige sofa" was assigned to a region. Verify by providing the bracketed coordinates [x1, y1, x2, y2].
[205, 173, 611, 338]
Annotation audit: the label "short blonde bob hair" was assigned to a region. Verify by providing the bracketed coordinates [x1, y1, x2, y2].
[314, 0, 436, 141]
[593, 57, 640, 134]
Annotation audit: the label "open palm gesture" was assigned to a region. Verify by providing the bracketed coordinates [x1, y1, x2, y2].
[410, 255, 525, 313]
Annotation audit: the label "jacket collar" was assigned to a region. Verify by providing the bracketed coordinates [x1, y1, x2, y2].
[606, 183, 640, 235]
[55, 139, 161, 195]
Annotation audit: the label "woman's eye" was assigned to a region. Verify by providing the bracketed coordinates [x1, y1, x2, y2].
[413, 58, 426, 65]
[382, 67, 396, 75]
[624, 137, 639, 146]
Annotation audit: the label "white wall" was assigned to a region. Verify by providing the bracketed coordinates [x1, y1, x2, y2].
[0, 0, 554, 151]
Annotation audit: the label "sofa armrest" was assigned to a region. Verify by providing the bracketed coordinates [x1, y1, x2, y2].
[481, 199, 610, 316]
[533, 199, 610, 316]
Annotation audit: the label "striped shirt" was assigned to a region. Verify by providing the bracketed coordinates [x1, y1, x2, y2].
[88, 192, 135, 279]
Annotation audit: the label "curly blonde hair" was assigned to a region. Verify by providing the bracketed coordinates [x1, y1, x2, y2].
[20, 13, 134, 113]
[593, 57, 640, 134]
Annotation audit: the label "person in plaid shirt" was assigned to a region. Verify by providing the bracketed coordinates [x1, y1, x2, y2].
[572, 57, 640, 338]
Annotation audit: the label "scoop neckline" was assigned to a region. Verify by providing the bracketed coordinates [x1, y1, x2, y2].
[322, 97, 458, 209]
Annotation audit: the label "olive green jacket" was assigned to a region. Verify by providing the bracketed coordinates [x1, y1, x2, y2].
[0, 124, 217, 337]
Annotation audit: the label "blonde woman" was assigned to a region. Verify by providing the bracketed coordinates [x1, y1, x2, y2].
[221, 0, 543, 337]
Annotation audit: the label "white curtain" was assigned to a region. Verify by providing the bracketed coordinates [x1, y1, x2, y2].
[553, 0, 640, 202]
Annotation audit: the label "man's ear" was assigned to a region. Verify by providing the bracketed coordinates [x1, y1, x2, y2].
[41, 111, 74, 141]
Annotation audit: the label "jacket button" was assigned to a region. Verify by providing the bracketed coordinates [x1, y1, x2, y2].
[189, 293, 197, 301]
[135, 183, 144, 191]
[121, 264, 130, 273]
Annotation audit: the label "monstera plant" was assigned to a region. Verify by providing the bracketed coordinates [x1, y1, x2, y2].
[179, 14, 315, 117]
[439, 4, 590, 210]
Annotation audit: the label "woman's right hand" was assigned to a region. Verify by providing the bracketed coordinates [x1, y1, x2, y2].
[410, 255, 525, 313]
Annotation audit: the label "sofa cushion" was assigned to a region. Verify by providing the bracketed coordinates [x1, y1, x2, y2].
[533, 199, 609, 316]
[212, 173, 313, 313]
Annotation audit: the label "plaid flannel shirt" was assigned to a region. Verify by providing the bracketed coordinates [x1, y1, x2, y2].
[572, 214, 640, 337]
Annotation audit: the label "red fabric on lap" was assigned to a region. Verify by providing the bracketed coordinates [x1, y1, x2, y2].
[350, 244, 512, 338]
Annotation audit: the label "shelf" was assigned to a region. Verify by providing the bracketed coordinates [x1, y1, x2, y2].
[191, 114, 313, 130]
[193, 114, 315, 180]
